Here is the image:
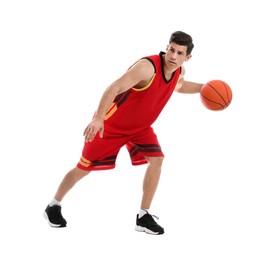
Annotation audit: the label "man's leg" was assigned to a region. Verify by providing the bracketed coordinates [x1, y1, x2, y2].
[141, 156, 163, 209]
[135, 156, 165, 235]
[44, 167, 90, 227]
[54, 167, 90, 202]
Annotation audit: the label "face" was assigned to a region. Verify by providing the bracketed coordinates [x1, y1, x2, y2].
[164, 43, 192, 70]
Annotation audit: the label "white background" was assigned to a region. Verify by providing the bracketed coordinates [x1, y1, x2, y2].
[1, 0, 273, 259]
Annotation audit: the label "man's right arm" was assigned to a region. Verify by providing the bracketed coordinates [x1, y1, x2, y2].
[84, 59, 154, 142]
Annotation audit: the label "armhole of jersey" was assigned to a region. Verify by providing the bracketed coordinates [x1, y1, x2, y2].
[142, 57, 156, 73]
[132, 57, 156, 91]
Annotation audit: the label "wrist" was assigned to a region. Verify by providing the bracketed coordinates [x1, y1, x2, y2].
[93, 114, 105, 121]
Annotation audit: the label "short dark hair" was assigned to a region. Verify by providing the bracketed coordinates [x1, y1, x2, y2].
[169, 31, 194, 55]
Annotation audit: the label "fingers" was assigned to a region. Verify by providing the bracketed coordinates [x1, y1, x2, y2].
[83, 121, 104, 142]
[83, 126, 88, 136]
[99, 127, 104, 138]
[84, 126, 97, 142]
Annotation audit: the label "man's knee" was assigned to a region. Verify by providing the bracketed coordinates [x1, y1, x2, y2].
[70, 167, 91, 181]
[146, 156, 164, 167]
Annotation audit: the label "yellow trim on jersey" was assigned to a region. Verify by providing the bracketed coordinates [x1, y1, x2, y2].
[104, 103, 118, 120]
[132, 73, 156, 91]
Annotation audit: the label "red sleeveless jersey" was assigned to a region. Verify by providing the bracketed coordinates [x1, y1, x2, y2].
[104, 52, 181, 135]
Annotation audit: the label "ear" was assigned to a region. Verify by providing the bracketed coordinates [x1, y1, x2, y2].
[166, 45, 169, 51]
[185, 54, 192, 62]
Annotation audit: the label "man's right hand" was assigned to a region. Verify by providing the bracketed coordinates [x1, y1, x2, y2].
[83, 117, 104, 142]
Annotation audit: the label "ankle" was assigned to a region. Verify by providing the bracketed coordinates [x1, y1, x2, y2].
[49, 198, 61, 206]
[139, 208, 149, 218]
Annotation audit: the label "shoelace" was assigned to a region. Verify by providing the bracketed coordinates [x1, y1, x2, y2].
[143, 210, 159, 220]
[151, 214, 159, 220]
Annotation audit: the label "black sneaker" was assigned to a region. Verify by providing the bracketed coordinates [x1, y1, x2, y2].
[135, 212, 164, 235]
[43, 205, 67, 228]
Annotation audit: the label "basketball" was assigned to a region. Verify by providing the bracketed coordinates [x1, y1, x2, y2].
[200, 80, 232, 111]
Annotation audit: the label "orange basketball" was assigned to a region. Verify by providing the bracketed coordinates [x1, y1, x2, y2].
[200, 80, 232, 111]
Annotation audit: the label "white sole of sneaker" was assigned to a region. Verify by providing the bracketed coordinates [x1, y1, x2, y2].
[43, 211, 63, 228]
[135, 225, 160, 235]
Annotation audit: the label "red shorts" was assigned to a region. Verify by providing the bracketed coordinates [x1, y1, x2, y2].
[77, 127, 164, 171]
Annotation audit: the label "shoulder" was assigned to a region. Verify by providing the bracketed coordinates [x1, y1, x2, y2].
[180, 65, 185, 77]
[176, 66, 185, 88]
[177, 66, 185, 81]
[129, 57, 156, 75]
[141, 55, 159, 71]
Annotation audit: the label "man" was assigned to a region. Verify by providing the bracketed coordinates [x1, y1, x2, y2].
[44, 31, 203, 235]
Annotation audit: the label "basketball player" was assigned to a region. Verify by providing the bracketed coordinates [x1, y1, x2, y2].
[44, 31, 203, 235]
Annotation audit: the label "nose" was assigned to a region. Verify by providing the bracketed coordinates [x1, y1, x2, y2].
[171, 52, 177, 60]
